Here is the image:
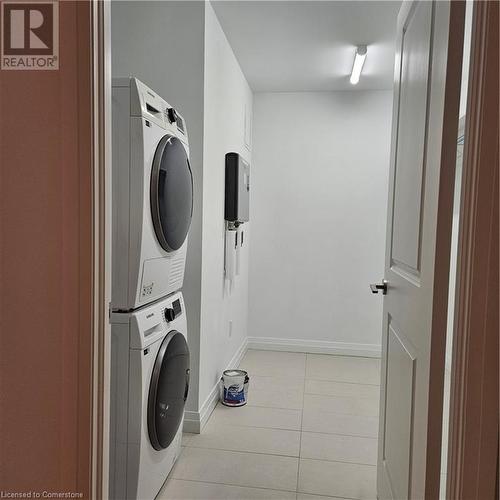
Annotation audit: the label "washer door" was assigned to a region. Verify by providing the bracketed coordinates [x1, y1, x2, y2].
[150, 135, 193, 252]
[147, 331, 190, 451]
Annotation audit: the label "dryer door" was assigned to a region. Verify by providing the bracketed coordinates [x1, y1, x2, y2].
[147, 330, 190, 450]
[150, 135, 193, 252]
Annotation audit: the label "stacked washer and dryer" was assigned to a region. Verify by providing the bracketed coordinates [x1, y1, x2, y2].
[109, 78, 193, 500]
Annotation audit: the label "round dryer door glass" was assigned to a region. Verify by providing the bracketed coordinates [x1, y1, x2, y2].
[150, 135, 193, 252]
[148, 331, 190, 451]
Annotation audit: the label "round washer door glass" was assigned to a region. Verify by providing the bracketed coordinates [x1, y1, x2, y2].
[148, 331, 190, 451]
[151, 135, 193, 252]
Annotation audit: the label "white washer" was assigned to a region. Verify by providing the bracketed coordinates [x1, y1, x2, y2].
[112, 77, 193, 311]
[109, 292, 189, 500]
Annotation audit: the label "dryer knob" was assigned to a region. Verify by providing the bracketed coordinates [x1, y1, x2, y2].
[164, 308, 176, 322]
[167, 107, 177, 123]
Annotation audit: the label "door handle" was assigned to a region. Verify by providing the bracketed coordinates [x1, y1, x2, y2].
[184, 368, 190, 402]
[370, 280, 388, 295]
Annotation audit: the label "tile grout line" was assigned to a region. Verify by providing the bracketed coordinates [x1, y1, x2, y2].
[184, 434, 379, 465]
[183, 444, 300, 459]
[296, 456, 378, 468]
[182, 441, 378, 467]
[297, 356, 308, 493]
[209, 416, 379, 435]
[304, 379, 381, 387]
[205, 422, 302, 432]
[180, 444, 301, 460]
[246, 371, 380, 387]
[245, 403, 304, 411]
[214, 401, 304, 420]
[214, 410, 379, 432]
[164, 476, 299, 495]
[304, 378, 381, 386]
[299, 429, 378, 440]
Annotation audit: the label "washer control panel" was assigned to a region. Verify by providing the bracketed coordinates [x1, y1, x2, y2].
[112, 291, 186, 349]
[164, 299, 182, 323]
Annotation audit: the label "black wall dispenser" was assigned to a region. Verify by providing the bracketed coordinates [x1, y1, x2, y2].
[225, 152, 250, 227]
[224, 153, 250, 282]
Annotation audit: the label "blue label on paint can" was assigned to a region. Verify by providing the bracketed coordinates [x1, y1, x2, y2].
[224, 384, 245, 402]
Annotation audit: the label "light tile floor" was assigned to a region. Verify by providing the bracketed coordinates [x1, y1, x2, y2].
[158, 350, 381, 500]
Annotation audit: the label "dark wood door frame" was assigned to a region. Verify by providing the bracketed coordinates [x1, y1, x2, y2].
[447, 1, 499, 498]
[0, 1, 110, 498]
[0, 0, 93, 495]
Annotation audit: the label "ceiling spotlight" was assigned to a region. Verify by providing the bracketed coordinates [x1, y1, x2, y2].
[350, 45, 367, 85]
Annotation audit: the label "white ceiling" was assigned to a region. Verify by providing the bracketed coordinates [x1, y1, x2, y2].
[211, 1, 401, 92]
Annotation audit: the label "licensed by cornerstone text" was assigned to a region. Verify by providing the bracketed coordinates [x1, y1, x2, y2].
[1, 492, 83, 499]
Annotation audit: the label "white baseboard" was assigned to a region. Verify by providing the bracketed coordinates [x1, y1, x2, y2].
[183, 337, 248, 434]
[247, 336, 381, 358]
[182, 412, 202, 434]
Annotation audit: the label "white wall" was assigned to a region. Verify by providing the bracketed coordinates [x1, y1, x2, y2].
[198, 2, 252, 414]
[249, 91, 392, 355]
[111, 1, 252, 428]
[111, 1, 205, 414]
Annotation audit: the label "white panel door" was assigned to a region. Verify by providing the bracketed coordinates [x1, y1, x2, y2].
[376, 1, 464, 499]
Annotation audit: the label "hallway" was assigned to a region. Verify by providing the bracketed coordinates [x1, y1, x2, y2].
[159, 350, 381, 499]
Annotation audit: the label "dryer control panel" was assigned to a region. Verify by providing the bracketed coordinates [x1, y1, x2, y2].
[112, 77, 188, 143]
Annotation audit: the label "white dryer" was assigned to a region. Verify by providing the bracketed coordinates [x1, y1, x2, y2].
[109, 291, 190, 500]
[112, 77, 193, 311]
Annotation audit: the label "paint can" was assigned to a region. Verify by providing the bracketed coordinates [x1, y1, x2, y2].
[220, 369, 249, 407]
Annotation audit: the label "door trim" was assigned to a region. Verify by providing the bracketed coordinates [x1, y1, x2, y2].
[423, 2, 466, 497]
[447, 1, 499, 498]
[90, 1, 112, 498]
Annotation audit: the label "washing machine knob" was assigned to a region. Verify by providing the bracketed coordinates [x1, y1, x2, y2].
[164, 308, 176, 322]
[167, 107, 177, 123]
